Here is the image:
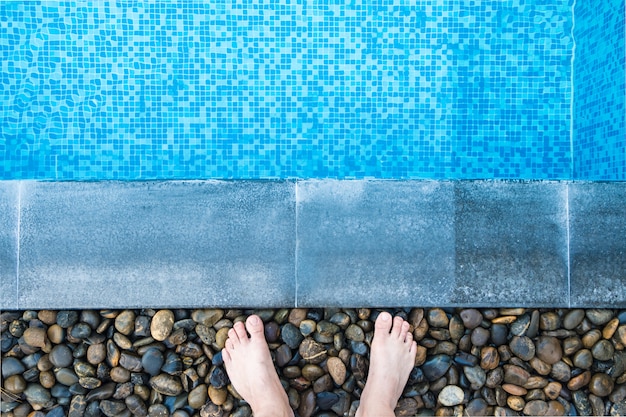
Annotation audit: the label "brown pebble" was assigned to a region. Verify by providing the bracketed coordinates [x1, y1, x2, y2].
[567, 370, 591, 391]
[110, 367, 131, 383]
[529, 357, 551, 376]
[603, 318, 619, 339]
[5, 374, 27, 394]
[38, 310, 58, 325]
[24, 327, 48, 348]
[47, 324, 65, 344]
[539, 312, 560, 331]
[543, 381, 562, 400]
[115, 310, 135, 336]
[503, 364, 530, 386]
[491, 316, 517, 324]
[507, 396, 525, 411]
[39, 371, 55, 389]
[502, 383, 527, 396]
[298, 389, 315, 417]
[480, 347, 500, 371]
[546, 400, 566, 416]
[415, 345, 427, 366]
[617, 325, 626, 345]
[523, 376, 548, 390]
[327, 357, 347, 385]
[563, 337, 583, 356]
[151, 310, 175, 342]
[215, 327, 229, 350]
[535, 336, 562, 365]
[288, 309, 308, 327]
[523, 400, 548, 416]
[428, 308, 449, 328]
[87, 343, 106, 365]
[589, 373, 614, 397]
[208, 385, 227, 406]
[582, 329, 602, 349]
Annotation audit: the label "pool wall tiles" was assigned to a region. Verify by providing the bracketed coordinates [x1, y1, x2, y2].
[0, 0, 581, 180]
[572, 0, 626, 180]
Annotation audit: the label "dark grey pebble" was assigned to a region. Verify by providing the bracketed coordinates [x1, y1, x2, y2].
[51, 384, 72, 398]
[573, 390, 593, 416]
[618, 310, 626, 324]
[148, 404, 169, 417]
[454, 351, 479, 367]
[317, 392, 339, 410]
[212, 350, 224, 366]
[50, 344, 73, 368]
[24, 383, 51, 407]
[125, 394, 148, 417]
[281, 323, 304, 349]
[408, 366, 425, 385]
[210, 366, 229, 389]
[84, 401, 101, 417]
[2, 357, 25, 377]
[85, 382, 116, 402]
[134, 316, 151, 337]
[57, 311, 79, 328]
[100, 400, 127, 417]
[466, 398, 489, 416]
[120, 352, 143, 372]
[22, 352, 42, 368]
[70, 323, 92, 339]
[173, 319, 196, 331]
[349, 340, 368, 356]
[161, 352, 182, 375]
[491, 324, 508, 346]
[422, 354, 452, 381]
[141, 348, 164, 376]
[46, 406, 65, 417]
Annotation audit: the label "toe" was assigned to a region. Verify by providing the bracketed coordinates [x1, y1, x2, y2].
[228, 328, 239, 344]
[233, 321, 248, 342]
[399, 321, 410, 341]
[391, 316, 404, 338]
[375, 311, 393, 335]
[222, 346, 232, 365]
[404, 330, 413, 344]
[245, 315, 265, 341]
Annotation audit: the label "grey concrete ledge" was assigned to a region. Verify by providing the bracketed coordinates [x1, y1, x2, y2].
[0, 180, 624, 309]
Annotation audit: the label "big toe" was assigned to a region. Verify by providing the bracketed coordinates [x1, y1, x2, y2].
[245, 315, 265, 340]
[375, 311, 393, 334]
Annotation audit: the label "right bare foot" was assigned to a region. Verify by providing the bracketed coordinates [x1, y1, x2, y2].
[356, 312, 417, 417]
[222, 315, 294, 417]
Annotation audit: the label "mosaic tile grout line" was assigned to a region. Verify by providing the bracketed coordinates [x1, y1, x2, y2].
[569, 0, 577, 181]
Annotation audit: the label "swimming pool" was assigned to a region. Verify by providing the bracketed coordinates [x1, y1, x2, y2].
[1, 0, 624, 181]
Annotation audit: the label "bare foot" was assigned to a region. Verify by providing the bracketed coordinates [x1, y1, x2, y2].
[356, 312, 417, 417]
[222, 315, 294, 417]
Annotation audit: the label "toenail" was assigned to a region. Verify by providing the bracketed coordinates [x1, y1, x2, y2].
[381, 313, 390, 321]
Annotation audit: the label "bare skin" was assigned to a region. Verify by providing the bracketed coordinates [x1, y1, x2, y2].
[222, 315, 294, 417]
[356, 312, 417, 417]
[222, 312, 416, 417]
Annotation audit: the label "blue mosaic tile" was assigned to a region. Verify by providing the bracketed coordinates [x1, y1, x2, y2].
[573, 0, 626, 180]
[1, 1, 577, 180]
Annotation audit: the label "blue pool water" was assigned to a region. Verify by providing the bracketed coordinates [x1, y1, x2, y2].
[0, 0, 624, 180]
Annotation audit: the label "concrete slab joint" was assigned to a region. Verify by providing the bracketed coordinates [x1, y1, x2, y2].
[0, 180, 624, 309]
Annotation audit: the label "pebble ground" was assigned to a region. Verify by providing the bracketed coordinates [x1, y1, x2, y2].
[2, 308, 626, 417]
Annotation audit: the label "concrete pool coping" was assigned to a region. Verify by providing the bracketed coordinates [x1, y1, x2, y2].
[0, 180, 624, 310]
